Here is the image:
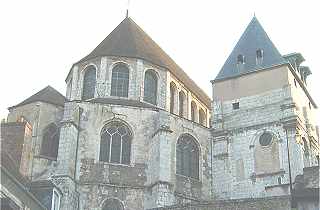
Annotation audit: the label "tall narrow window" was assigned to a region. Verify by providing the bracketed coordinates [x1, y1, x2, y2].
[179, 91, 186, 117]
[199, 108, 206, 126]
[102, 199, 123, 210]
[170, 82, 177, 114]
[100, 121, 132, 165]
[237, 54, 245, 64]
[176, 134, 199, 179]
[256, 49, 264, 65]
[144, 70, 158, 105]
[111, 63, 129, 97]
[40, 123, 60, 160]
[191, 101, 197, 122]
[82, 66, 96, 100]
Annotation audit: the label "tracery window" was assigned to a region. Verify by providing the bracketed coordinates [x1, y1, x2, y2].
[99, 121, 132, 165]
[40, 123, 60, 160]
[199, 108, 206, 126]
[179, 91, 186, 117]
[144, 70, 158, 105]
[82, 66, 96, 100]
[111, 63, 129, 97]
[176, 134, 199, 179]
[170, 82, 177, 114]
[102, 199, 123, 210]
[191, 101, 197, 122]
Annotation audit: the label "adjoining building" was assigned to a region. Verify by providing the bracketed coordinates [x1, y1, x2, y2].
[1, 15, 318, 210]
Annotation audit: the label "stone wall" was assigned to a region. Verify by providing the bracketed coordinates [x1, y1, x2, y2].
[148, 196, 291, 210]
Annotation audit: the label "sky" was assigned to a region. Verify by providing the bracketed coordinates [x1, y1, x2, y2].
[0, 0, 319, 122]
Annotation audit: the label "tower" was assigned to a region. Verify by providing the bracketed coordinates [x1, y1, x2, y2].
[211, 17, 319, 199]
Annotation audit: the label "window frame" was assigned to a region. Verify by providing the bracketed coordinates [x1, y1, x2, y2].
[99, 121, 133, 166]
[110, 63, 130, 98]
[176, 134, 200, 180]
[81, 65, 97, 101]
[39, 123, 60, 160]
[51, 188, 61, 210]
[143, 69, 158, 105]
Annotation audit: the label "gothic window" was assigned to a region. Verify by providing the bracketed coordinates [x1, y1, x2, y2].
[176, 134, 199, 179]
[170, 82, 177, 114]
[254, 132, 280, 174]
[179, 91, 186, 117]
[111, 63, 129, 97]
[40, 123, 60, 160]
[102, 199, 123, 210]
[82, 66, 96, 100]
[199, 108, 206, 126]
[144, 70, 158, 105]
[191, 101, 197, 122]
[99, 121, 132, 165]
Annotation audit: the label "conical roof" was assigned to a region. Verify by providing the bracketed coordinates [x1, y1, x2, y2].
[9, 86, 66, 109]
[215, 17, 287, 81]
[77, 17, 211, 107]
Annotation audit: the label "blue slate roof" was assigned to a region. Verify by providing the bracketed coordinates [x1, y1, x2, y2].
[215, 16, 287, 81]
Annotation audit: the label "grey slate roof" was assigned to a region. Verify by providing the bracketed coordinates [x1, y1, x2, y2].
[9, 86, 66, 109]
[76, 17, 211, 107]
[215, 17, 287, 81]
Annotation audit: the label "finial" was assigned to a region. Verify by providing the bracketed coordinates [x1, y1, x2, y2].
[126, 0, 130, 18]
[253, 12, 256, 18]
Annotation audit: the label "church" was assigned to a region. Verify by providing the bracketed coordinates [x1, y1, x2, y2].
[1, 15, 319, 210]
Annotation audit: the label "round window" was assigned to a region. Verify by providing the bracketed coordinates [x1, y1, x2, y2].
[259, 132, 273, 146]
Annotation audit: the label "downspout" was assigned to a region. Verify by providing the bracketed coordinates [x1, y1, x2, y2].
[284, 127, 294, 206]
[74, 106, 83, 209]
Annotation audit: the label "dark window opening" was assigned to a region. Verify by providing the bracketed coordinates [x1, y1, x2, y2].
[40, 123, 60, 160]
[170, 82, 177, 114]
[144, 70, 158, 105]
[82, 66, 96, 100]
[100, 121, 132, 165]
[199, 108, 206, 126]
[176, 134, 199, 179]
[259, 132, 273, 146]
[179, 91, 186, 117]
[111, 63, 129, 97]
[232, 102, 239, 110]
[102, 199, 123, 210]
[191, 101, 197, 122]
[237, 54, 245, 64]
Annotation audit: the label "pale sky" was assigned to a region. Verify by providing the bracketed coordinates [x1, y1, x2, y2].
[0, 0, 319, 122]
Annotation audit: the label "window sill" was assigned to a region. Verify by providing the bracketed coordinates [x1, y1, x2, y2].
[98, 161, 133, 168]
[175, 173, 201, 183]
[35, 155, 57, 161]
[255, 169, 285, 178]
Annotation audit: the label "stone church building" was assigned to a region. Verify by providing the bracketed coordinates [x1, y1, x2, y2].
[1, 16, 319, 210]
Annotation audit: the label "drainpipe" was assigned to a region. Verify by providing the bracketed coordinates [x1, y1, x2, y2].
[74, 105, 83, 209]
[284, 127, 293, 205]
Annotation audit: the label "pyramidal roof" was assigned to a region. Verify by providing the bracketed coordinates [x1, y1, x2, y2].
[77, 17, 211, 107]
[9, 86, 66, 109]
[215, 16, 287, 81]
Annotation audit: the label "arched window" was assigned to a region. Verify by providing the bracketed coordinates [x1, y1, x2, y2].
[179, 91, 186, 117]
[170, 82, 177, 114]
[176, 134, 199, 179]
[99, 121, 132, 165]
[254, 132, 280, 174]
[82, 66, 96, 100]
[199, 108, 206, 126]
[111, 63, 129, 97]
[144, 70, 158, 105]
[191, 101, 197, 122]
[40, 123, 60, 160]
[102, 198, 123, 210]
